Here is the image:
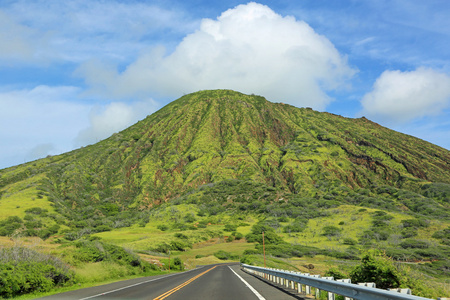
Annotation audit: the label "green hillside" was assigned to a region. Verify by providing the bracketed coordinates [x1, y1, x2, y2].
[0, 90, 449, 298]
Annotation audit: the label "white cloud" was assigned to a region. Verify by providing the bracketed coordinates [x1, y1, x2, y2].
[25, 143, 55, 162]
[0, 85, 158, 169]
[0, 0, 196, 64]
[361, 67, 450, 123]
[77, 2, 356, 110]
[0, 10, 49, 63]
[74, 99, 158, 147]
[0, 85, 89, 168]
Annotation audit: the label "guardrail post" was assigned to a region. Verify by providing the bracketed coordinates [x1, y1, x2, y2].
[298, 273, 308, 294]
[388, 288, 412, 295]
[304, 273, 312, 295]
[290, 272, 295, 289]
[310, 275, 321, 299]
[323, 277, 334, 300]
[336, 279, 352, 300]
[358, 282, 376, 288]
[286, 271, 292, 288]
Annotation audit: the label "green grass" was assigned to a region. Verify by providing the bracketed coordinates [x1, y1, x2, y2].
[0, 174, 53, 220]
[281, 205, 419, 250]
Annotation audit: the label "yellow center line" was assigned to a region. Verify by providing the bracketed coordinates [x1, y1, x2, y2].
[153, 266, 217, 300]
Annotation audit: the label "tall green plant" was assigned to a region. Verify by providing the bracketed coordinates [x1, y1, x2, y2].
[350, 250, 402, 289]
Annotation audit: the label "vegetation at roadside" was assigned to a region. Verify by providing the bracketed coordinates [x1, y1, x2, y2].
[0, 246, 74, 298]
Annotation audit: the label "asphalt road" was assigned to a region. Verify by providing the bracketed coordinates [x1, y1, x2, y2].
[39, 263, 310, 300]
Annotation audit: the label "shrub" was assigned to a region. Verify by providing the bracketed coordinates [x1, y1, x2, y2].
[400, 239, 429, 249]
[0, 216, 23, 236]
[321, 225, 341, 237]
[343, 238, 357, 245]
[173, 257, 184, 271]
[350, 251, 402, 289]
[401, 218, 429, 228]
[283, 219, 308, 233]
[224, 224, 237, 232]
[232, 232, 244, 240]
[245, 222, 284, 244]
[157, 224, 169, 231]
[431, 227, 450, 245]
[25, 207, 48, 215]
[324, 268, 348, 280]
[214, 250, 238, 260]
[0, 247, 74, 298]
[174, 233, 188, 239]
[401, 227, 418, 238]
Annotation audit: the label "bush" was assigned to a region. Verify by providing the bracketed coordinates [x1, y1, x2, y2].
[401, 227, 418, 238]
[174, 233, 188, 239]
[321, 225, 341, 237]
[0, 247, 74, 298]
[70, 239, 152, 271]
[400, 239, 429, 249]
[401, 218, 429, 228]
[245, 222, 284, 244]
[343, 238, 357, 245]
[283, 219, 308, 233]
[431, 227, 450, 245]
[0, 216, 23, 236]
[224, 224, 237, 232]
[255, 243, 322, 258]
[324, 268, 348, 280]
[173, 257, 184, 271]
[232, 232, 244, 240]
[350, 251, 402, 289]
[214, 250, 238, 260]
[157, 224, 169, 231]
[25, 207, 48, 215]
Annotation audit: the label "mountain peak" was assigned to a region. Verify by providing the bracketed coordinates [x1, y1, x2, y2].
[103, 89, 449, 205]
[2, 89, 449, 212]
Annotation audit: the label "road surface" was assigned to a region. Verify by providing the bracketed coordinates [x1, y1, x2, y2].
[39, 263, 310, 300]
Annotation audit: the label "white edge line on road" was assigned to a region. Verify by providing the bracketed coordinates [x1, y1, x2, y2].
[78, 267, 203, 300]
[229, 266, 266, 300]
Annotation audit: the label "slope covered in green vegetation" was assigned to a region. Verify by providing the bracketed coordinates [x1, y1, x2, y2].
[0, 90, 449, 297]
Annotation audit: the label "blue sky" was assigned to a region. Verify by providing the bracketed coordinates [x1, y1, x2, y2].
[1, 0, 449, 169]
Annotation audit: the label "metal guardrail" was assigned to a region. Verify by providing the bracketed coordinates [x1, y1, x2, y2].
[241, 264, 434, 300]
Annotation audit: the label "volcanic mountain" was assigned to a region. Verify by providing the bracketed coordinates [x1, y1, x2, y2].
[1, 89, 449, 232]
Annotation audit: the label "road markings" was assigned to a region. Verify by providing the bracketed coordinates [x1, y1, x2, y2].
[153, 266, 217, 300]
[228, 266, 266, 300]
[78, 267, 201, 300]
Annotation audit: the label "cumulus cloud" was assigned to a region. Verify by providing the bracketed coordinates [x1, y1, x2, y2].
[74, 99, 158, 147]
[361, 67, 450, 123]
[77, 2, 356, 109]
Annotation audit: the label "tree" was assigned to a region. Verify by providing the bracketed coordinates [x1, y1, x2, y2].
[245, 222, 284, 244]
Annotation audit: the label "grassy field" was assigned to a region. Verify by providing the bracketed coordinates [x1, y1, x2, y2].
[0, 174, 54, 220]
